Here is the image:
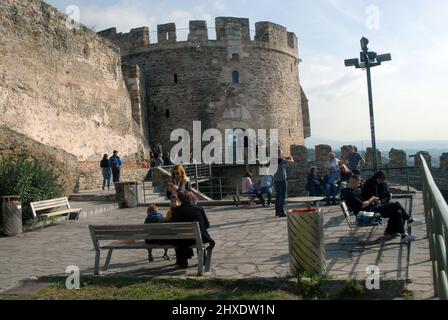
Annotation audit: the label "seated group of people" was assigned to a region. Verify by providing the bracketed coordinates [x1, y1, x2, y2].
[307, 146, 364, 206]
[143, 164, 215, 269]
[306, 161, 353, 205]
[341, 171, 418, 242]
[241, 171, 273, 207]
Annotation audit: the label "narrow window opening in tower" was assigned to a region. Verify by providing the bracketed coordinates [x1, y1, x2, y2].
[291, 63, 293, 72]
[174, 73, 178, 83]
[289, 128, 292, 137]
[232, 53, 240, 61]
[232, 70, 240, 84]
[166, 109, 170, 118]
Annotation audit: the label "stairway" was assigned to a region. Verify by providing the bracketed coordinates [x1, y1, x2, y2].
[141, 180, 167, 204]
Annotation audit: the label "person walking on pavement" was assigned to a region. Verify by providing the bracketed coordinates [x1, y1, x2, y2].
[100, 154, 111, 190]
[108, 150, 123, 184]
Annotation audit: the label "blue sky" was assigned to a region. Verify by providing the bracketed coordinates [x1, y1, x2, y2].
[46, 0, 448, 144]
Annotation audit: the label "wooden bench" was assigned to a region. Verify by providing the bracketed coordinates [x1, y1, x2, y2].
[340, 194, 413, 230]
[88, 222, 213, 276]
[30, 197, 82, 230]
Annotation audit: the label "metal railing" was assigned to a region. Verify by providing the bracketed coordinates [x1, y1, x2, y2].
[148, 165, 213, 201]
[419, 154, 448, 299]
[156, 164, 212, 190]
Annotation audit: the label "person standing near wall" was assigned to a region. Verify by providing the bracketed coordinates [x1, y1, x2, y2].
[153, 153, 163, 167]
[100, 154, 111, 190]
[274, 148, 295, 217]
[108, 150, 123, 184]
[347, 145, 365, 175]
[324, 152, 340, 206]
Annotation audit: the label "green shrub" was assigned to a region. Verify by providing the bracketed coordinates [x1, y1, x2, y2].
[297, 272, 327, 299]
[0, 155, 64, 222]
[339, 279, 365, 298]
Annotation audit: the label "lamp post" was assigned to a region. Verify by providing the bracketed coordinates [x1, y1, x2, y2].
[345, 37, 391, 173]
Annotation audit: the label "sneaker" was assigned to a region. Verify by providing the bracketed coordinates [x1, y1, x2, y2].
[401, 234, 417, 242]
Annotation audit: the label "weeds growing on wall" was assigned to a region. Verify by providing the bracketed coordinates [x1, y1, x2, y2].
[0, 155, 64, 222]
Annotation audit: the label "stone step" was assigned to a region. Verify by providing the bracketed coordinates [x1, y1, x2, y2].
[142, 181, 153, 187]
[69, 193, 116, 202]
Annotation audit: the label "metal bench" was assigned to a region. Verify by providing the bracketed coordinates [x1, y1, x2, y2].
[30, 197, 82, 230]
[340, 194, 413, 230]
[88, 222, 213, 276]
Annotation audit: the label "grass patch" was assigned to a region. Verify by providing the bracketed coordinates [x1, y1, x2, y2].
[2, 277, 302, 300]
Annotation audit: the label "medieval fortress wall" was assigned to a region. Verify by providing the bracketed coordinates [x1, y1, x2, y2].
[98, 18, 311, 156]
[0, 0, 148, 162]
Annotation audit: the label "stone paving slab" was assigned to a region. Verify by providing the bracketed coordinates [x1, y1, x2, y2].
[0, 194, 435, 299]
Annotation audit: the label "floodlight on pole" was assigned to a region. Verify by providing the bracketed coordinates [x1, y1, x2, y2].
[344, 37, 392, 173]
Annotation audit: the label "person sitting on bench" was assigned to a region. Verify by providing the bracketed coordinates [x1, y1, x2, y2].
[341, 175, 416, 242]
[170, 191, 215, 269]
[361, 171, 391, 204]
[144, 204, 169, 262]
[241, 171, 266, 207]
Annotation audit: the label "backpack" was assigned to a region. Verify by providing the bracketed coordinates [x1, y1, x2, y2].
[356, 211, 383, 226]
[111, 156, 119, 168]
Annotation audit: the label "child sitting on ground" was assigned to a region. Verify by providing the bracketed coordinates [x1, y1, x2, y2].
[144, 204, 169, 262]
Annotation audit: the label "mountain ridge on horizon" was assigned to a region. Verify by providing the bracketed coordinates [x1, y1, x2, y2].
[305, 136, 448, 152]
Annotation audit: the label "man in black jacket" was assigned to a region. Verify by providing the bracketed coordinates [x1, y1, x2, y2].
[361, 171, 391, 204]
[170, 191, 215, 268]
[342, 175, 416, 242]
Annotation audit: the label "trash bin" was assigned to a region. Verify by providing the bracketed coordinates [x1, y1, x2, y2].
[115, 182, 138, 208]
[287, 207, 326, 275]
[1, 196, 23, 236]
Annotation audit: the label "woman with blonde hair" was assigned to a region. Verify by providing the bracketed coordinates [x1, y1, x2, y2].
[167, 164, 192, 198]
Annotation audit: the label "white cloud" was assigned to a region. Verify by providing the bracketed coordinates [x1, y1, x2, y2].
[80, 1, 156, 32]
[212, 0, 227, 11]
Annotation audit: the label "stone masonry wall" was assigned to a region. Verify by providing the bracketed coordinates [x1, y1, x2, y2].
[0, 0, 148, 161]
[99, 17, 309, 157]
[77, 161, 150, 190]
[285, 145, 448, 197]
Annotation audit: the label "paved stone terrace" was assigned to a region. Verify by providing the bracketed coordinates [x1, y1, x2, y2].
[0, 193, 434, 299]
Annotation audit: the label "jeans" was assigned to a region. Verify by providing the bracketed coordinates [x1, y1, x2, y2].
[325, 182, 339, 204]
[102, 167, 111, 190]
[258, 186, 273, 205]
[274, 180, 287, 215]
[111, 167, 121, 183]
[242, 189, 265, 204]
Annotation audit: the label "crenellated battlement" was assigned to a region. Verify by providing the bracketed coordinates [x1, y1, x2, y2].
[98, 17, 298, 57]
[97, 27, 150, 52]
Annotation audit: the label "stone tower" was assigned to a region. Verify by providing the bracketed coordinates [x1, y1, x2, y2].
[98, 17, 311, 157]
